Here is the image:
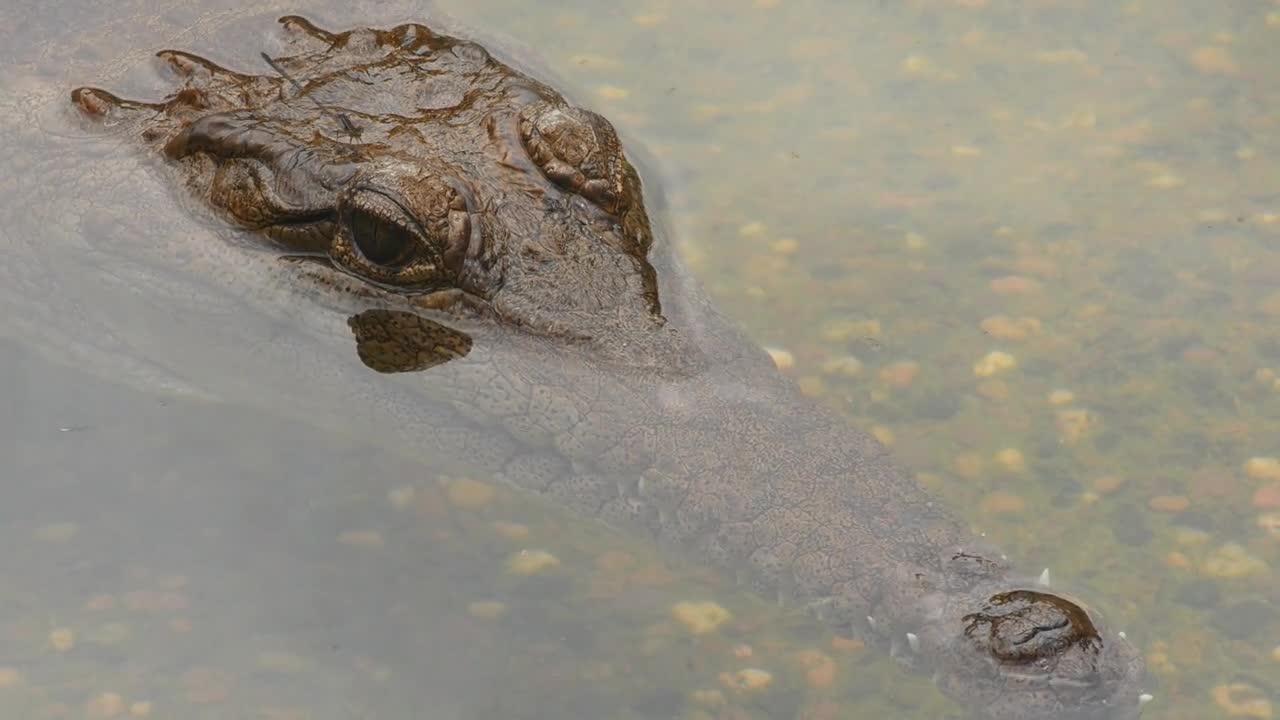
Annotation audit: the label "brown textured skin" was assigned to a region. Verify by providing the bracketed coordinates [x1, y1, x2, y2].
[70, 17, 1145, 719]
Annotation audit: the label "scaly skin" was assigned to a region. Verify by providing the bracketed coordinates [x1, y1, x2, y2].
[65, 16, 1146, 719]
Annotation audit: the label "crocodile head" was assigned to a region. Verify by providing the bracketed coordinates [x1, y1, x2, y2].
[70, 16, 1147, 719]
[72, 16, 663, 357]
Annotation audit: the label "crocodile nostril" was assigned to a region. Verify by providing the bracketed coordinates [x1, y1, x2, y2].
[963, 590, 1102, 665]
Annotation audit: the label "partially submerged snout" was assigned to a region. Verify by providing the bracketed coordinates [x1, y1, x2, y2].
[912, 580, 1148, 719]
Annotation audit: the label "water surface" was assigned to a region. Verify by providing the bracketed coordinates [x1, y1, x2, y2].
[2, 1, 1278, 718]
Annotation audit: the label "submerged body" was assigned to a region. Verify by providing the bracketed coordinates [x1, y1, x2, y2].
[60, 16, 1144, 719]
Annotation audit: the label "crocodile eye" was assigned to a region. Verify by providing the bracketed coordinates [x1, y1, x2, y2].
[332, 179, 473, 290]
[519, 101, 629, 215]
[349, 207, 415, 267]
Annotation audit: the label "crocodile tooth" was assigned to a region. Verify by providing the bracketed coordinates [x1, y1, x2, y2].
[906, 632, 920, 653]
[1118, 630, 1127, 640]
[1038, 567, 1051, 587]
[1138, 693, 1154, 705]
[866, 615, 877, 630]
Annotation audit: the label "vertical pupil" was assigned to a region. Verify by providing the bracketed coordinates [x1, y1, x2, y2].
[350, 210, 411, 266]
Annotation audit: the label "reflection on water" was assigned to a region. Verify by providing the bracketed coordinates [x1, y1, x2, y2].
[2, 0, 1278, 718]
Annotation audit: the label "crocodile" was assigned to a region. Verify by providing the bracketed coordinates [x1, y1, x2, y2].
[56, 15, 1148, 719]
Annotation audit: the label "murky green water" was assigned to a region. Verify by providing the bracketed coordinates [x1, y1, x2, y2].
[1, 1, 1277, 718]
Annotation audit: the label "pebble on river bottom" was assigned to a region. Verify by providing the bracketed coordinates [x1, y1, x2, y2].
[506, 549, 561, 576]
[672, 600, 732, 635]
[1211, 682, 1272, 718]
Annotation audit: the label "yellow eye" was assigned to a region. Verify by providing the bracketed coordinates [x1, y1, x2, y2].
[348, 208, 416, 267]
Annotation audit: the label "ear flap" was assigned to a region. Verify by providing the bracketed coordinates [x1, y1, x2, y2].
[347, 309, 472, 373]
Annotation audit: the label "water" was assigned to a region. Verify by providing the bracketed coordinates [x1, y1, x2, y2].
[2, 1, 1278, 718]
